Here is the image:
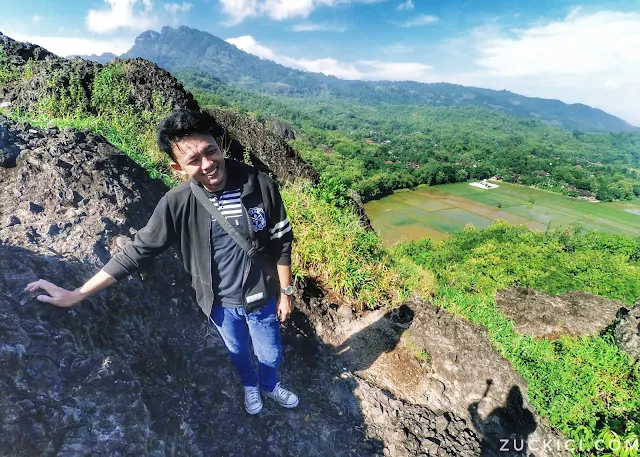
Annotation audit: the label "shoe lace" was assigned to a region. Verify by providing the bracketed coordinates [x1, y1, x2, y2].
[271, 383, 290, 402]
[245, 387, 261, 405]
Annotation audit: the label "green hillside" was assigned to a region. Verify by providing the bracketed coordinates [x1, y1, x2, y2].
[110, 26, 639, 133]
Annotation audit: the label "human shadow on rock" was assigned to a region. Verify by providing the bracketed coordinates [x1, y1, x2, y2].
[468, 382, 537, 457]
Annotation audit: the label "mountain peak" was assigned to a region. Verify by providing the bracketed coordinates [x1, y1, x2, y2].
[134, 29, 161, 45]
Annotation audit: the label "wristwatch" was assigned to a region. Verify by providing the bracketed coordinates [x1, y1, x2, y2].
[280, 285, 294, 296]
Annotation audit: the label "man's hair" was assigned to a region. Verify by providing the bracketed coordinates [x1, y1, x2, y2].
[157, 109, 211, 160]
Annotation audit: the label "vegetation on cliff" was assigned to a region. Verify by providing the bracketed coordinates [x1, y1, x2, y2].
[5, 58, 175, 184]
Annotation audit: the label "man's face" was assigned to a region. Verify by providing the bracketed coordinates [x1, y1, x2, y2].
[170, 133, 227, 192]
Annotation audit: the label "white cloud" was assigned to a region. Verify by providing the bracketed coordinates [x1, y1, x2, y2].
[476, 11, 640, 77]
[32, 15, 42, 25]
[220, 0, 388, 25]
[402, 14, 439, 27]
[381, 43, 412, 54]
[226, 35, 434, 81]
[219, 0, 259, 24]
[357, 60, 433, 80]
[4, 32, 132, 57]
[262, 0, 316, 21]
[465, 10, 640, 124]
[396, 0, 413, 11]
[86, 0, 157, 34]
[226, 36, 280, 60]
[165, 2, 193, 14]
[291, 22, 345, 32]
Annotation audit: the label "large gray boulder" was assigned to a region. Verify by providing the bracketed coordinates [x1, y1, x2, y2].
[204, 107, 318, 185]
[495, 286, 627, 339]
[264, 117, 297, 140]
[0, 33, 197, 118]
[0, 115, 24, 167]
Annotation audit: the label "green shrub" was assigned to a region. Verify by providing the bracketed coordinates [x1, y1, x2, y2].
[91, 62, 133, 115]
[22, 57, 37, 80]
[9, 60, 174, 186]
[0, 48, 17, 84]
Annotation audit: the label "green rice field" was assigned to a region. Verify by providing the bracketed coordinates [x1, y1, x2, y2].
[365, 181, 640, 245]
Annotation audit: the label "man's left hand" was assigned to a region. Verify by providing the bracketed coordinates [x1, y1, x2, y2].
[277, 294, 294, 322]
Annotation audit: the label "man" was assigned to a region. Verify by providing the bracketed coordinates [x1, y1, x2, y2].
[24, 109, 299, 415]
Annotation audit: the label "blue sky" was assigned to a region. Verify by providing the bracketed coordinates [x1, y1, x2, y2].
[1, 0, 639, 125]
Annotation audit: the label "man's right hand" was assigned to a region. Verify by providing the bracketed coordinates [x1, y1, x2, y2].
[24, 279, 85, 307]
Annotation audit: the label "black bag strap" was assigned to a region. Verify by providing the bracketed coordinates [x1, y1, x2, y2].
[190, 181, 257, 258]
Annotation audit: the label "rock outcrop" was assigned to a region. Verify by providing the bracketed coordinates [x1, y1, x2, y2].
[0, 110, 489, 456]
[495, 286, 627, 339]
[264, 118, 297, 140]
[0, 116, 24, 167]
[0, 32, 316, 187]
[115, 57, 199, 113]
[614, 297, 640, 362]
[0, 32, 101, 116]
[1, 32, 196, 117]
[204, 107, 318, 185]
[0, 115, 370, 456]
[294, 292, 569, 457]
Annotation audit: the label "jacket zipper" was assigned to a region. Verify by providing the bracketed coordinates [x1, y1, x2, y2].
[208, 216, 215, 313]
[240, 203, 251, 313]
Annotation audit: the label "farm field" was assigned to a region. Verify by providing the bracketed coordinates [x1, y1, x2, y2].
[365, 181, 640, 245]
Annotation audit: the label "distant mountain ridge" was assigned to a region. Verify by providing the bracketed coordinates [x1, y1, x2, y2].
[68, 52, 117, 65]
[75, 26, 638, 133]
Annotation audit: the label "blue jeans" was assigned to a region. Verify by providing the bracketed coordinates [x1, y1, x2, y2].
[209, 297, 281, 392]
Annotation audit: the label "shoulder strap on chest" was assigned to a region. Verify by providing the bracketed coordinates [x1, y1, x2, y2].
[190, 181, 258, 257]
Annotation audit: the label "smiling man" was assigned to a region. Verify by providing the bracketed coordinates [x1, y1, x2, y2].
[24, 109, 298, 415]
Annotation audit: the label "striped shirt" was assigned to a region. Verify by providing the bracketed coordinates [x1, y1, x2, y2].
[210, 188, 244, 226]
[206, 187, 246, 308]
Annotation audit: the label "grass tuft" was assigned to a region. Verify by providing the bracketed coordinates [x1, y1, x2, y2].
[282, 180, 435, 310]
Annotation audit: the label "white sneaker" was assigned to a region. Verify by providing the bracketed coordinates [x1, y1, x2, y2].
[263, 383, 299, 408]
[244, 386, 263, 415]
